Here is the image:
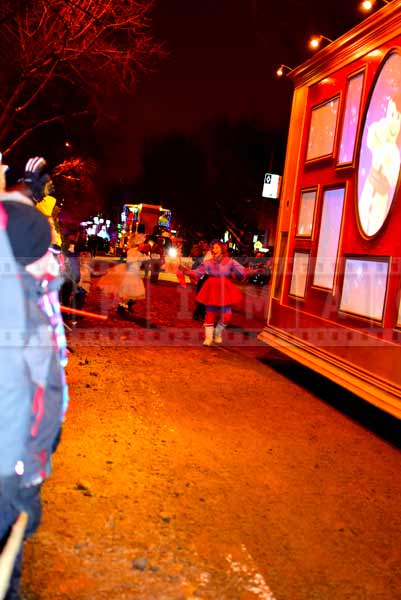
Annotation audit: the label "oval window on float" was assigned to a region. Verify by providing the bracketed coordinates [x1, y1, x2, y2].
[357, 51, 401, 238]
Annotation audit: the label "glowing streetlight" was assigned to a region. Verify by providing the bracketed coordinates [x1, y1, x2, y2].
[309, 35, 333, 50]
[359, 0, 390, 11]
[276, 64, 293, 77]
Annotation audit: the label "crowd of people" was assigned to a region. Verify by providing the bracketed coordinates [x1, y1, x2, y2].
[95, 230, 249, 346]
[49, 214, 272, 325]
[0, 151, 271, 599]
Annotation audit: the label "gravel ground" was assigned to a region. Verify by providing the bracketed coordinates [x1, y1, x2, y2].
[21, 270, 401, 600]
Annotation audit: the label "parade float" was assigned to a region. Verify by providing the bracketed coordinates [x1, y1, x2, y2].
[119, 203, 172, 240]
[259, 1, 401, 418]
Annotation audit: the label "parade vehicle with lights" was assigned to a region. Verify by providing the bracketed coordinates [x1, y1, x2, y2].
[117, 203, 172, 254]
[259, 1, 401, 419]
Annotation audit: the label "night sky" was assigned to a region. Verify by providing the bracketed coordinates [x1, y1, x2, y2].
[103, 0, 369, 181]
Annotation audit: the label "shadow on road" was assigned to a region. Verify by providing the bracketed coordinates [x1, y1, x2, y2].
[115, 312, 162, 329]
[259, 348, 401, 449]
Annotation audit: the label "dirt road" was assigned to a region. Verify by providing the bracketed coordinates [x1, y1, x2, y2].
[22, 275, 401, 600]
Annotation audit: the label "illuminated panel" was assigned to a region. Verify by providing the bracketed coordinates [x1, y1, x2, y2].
[313, 187, 345, 290]
[338, 71, 364, 165]
[289, 251, 310, 298]
[339, 257, 389, 321]
[158, 210, 172, 228]
[306, 96, 340, 161]
[296, 189, 317, 237]
[357, 51, 401, 237]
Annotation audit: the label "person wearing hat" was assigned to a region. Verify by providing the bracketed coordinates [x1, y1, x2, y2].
[0, 160, 69, 600]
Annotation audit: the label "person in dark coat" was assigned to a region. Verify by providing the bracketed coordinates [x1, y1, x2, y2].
[148, 235, 165, 283]
[191, 240, 212, 321]
[60, 238, 87, 318]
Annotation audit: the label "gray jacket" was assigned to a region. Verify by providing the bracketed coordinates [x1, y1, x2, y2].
[0, 206, 66, 487]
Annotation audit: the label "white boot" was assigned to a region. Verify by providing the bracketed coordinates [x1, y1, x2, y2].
[203, 325, 214, 346]
[214, 322, 225, 344]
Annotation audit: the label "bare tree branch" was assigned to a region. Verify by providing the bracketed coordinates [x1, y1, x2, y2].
[0, 0, 165, 154]
[3, 111, 89, 156]
[15, 60, 60, 113]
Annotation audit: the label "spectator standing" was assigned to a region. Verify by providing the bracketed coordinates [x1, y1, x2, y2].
[78, 251, 93, 305]
[60, 239, 81, 314]
[0, 172, 69, 600]
[148, 235, 165, 283]
[35, 178, 62, 249]
[192, 240, 212, 321]
[173, 239, 187, 287]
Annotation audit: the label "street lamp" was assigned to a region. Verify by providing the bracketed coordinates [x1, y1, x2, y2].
[276, 64, 293, 77]
[309, 35, 333, 50]
[359, 0, 390, 11]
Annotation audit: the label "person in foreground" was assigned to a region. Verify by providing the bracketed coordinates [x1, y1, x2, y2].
[0, 159, 69, 600]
